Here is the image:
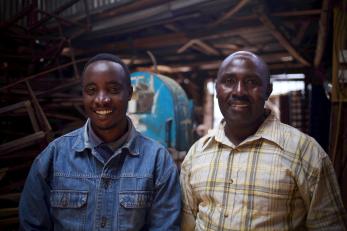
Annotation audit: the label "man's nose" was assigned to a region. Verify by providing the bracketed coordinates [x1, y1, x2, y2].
[95, 91, 111, 104]
[233, 80, 246, 96]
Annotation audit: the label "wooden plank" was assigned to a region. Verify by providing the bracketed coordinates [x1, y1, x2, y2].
[0, 208, 17, 218]
[0, 168, 7, 181]
[255, 10, 310, 66]
[0, 217, 18, 226]
[0, 193, 21, 202]
[210, 0, 249, 26]
[0, 131, 45, 155]
[314, 0, 328, 67]
[194, 39, 220, 56]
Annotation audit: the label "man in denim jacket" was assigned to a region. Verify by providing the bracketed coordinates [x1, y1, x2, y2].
[19, 53, 181, 230]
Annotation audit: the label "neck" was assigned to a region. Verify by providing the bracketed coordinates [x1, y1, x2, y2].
[224, 113, 267, 146]
[92, 120, 128, 143]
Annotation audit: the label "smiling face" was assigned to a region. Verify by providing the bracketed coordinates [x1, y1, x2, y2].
[216, 52, 271, 129]
[82, 60, 132, 140]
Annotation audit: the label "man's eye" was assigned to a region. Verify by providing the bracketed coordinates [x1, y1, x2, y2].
[109, 87, 121, 94]
[225, 78, 235, 85]
[245, 79, 258, 85]
[85, 86, 96, 94]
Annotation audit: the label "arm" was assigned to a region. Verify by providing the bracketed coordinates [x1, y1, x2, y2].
[180, 150, 197, 231]
[19, 150, 53, 230]
[305, 151, 347, 229]
[147, 149, 181, 231]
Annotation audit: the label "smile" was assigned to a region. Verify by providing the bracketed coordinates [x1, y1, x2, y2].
[232, 104, 248, 108]
[95, 109, 113, 115]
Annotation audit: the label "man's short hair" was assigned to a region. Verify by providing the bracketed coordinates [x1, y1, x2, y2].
[83, 53, 131, 85]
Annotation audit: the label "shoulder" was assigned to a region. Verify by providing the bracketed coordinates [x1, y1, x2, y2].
[279, 121, 325, 155]
[182, 131, 215, 166]
[35, 127, 83, 166]
[274, 121, 328, 171]
[133, 132, 174, 165]
[134, 131, 168, 153]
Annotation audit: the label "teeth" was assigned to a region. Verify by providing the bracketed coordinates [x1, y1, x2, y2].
[232, 104, 248, 107]
[95, 110, 112, 115]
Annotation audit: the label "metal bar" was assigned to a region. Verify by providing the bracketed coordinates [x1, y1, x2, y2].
[24, 101, 40, 132]
[35, 79, 81, 96]
[36, 9, 87, 28]
[0, 4, 33, 29]
[67, 39, 80, 79]
[0, 131, 45, 155]
[25, 80, 52, 132]
[0, 58, 88, 91]
[0, 101, 27, 114]
[29, 0, 81, 31]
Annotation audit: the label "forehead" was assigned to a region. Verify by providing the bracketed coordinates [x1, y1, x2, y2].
[219, 55, 264, 77]
[83, 61, 126, 84]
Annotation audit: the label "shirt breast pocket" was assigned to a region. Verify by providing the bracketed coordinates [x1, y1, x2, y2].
[118, 191, 153, 231]
[50, 190, 88, 230]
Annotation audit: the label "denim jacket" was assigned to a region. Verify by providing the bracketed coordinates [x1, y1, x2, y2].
[19, 120, 181, 231]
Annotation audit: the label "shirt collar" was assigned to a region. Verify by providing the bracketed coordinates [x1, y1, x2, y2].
[204, 110, 285, 151]
[74, 117, 140, 156]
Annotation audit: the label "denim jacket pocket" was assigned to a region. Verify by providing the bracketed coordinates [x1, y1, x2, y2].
[50, 190, 88, 231]
[118, 191, 153, 231]
[119, 191, 152, 208]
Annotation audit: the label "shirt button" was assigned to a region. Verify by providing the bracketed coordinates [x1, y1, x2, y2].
[229, 179, 233, 184]
[101, 216, 107, 228]
[103, 178, 110, 189]
[224, 212, 229, 217]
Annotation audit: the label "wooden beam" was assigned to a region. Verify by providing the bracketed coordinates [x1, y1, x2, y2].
[0, 131, 45, 155]
[210, 0, 249, 26]
[314, 0, 329, 67]
[72, 26, 266, 56]
[255, 10, 311, 66]
[235, 9, 321, 20]
[194, 40, 220, 56]
[0, 193, 21, 202]
[293, 21, 311, 45]
[273, 9, 321, 17]
[0, 208, 18, 218]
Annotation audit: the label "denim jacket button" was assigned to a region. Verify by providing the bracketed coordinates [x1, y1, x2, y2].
[103, 178, 110, 189]
[101, 216, 107, 228]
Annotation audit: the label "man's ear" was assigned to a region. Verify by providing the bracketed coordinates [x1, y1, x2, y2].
[266, 83, 273, 98]
[128, 85, 133, 101]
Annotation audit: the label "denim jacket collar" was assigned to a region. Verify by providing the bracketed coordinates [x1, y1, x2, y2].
[72, 117, 140, 156]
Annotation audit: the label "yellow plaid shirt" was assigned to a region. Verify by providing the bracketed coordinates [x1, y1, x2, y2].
[180, 113, 346, 230]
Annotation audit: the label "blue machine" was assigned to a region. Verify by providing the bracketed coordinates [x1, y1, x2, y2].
[128, 72, 193, 152]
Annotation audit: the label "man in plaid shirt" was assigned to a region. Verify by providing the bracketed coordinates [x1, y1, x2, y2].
[180, 51, 347, 230]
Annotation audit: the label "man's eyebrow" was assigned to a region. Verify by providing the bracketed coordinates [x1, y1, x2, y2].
[107, 81, 122, 85]
[84, 82, 96, 86]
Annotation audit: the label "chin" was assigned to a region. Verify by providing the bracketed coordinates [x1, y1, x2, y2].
[93, 121, 119, 131]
